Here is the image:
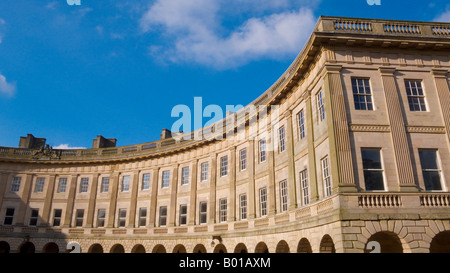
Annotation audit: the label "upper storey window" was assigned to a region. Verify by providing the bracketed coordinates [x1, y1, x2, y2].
[121, 176, 130, 192]
[239, 149, 247, 171]
[297, 110, 306, 140]
[80, 178, 89, 193]
[419, 149, 443, 191]
[352, 78, 373, 110]
[101, 177, 110, 193]
[181, 167, 189, 185]
[317, 90, 325, 122]
[259, 139, 266, 163]
[362, 148, 385, 191]
[278, 126, 286, 153]
[11, 177, 21, 192]
[405, 80, 427, 112]
[142, 174, 150, 190]
[201, 162, 209, 181]
[220, 156, 228, 177]
[34, 178, 45, 193]
[162, 171, 170, 188]
[58, 178, 67, 193]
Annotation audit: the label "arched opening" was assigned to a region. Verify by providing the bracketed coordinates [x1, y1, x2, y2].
[88, 244, 104, 253]
[110, 244, 125, 253]
[193, 244, 207, 253]
[213, 244, 227, 253]
[430, 231, 450, 253]
[131, 244, 146, 253]
[254, 242, 269, 253]
[320, 235, 336, 253]
[0, 241, 10, 254]
[297, 238, 312, 253]
[364, 232, 403, 253]
[275, 240, 290, 253]
[234, 243, 248, 253]
[19, 242, 35, 254]
[173, 244, 187, 253]
[43, 242, 59, 253]
[152, 244, 166, 253]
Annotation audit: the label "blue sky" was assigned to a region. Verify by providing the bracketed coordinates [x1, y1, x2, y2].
[0, 0, 449, 149]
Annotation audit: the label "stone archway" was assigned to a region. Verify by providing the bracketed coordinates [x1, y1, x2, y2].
[19, 242, 35, 254]
[43, 242, 59, 253]
[0, 241, 10, 254]
[319, 235, 336, 253]
[275, 240, 290, 253]
[430, 231, 450, 253]
[152, 244, 166, 253]
[364, 232, 403, 253]
[131, 244, 146, 253]
[254, 242, 269, 253]
[213, 244, 227, 253]
[234, 243, 248, 253]
[88, 243, 104, 253]
[193, 244, 207, 253]
[173, 244, 187, 253]
[297, 238, 312, 253]
[110, 244, 125, 253]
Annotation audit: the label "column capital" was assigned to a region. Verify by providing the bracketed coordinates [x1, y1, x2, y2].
[379, 67, 396, 75]
[324, 64, 342, 74]
[431, 69, 449, 78]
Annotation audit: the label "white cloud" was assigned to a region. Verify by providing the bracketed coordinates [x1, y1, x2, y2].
[0, 74, 16, 97]
[435, 9, 450, 22]
[140, 0, 317, 69]
[53, 144, 87, 150]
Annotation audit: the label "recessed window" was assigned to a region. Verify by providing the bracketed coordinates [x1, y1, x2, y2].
[53, 209, 62, 227]
[201, 162, 209, 181]
[162, 171, 170, 188]
[199, 202, 207, 224]
[259, 139, 266, 163]
[239, 149, 247, 171]
[58, 178, 67, 193]
[181, 167, 189, 185]
[159, 206, 167, 227]
[352, 78, 373, 110]
[362, 148, 385, 191]
[75, 209, 84, 227]
[139, 208, 147, 227]
[97, 209, 106, 227]
[280, 180, 288, 212]
[80, 178, 89, 193]
[101, 177, 109, 193]
[220, 156, 228, 177]
[142, 174, 150, 190]
[118, 209, 127, 227]
[321, 156, 332, 197]
[219, 199, 227, 222]
[317, 90, 325, 121]
[240, 194, 247, 220]
[11, 177, 21, 192]
[4, 208, 14, 226]
[35, 177, 45, 193]
[179, 205, 187, 226]
[259, 188, 267, 217]
[300, 169, 309, 206]
[405, 80, 427, 112]
[29, 209, 39, 226]
[419, 150, 443, 191]
[279, 126, 286, 153]
[297, 110, 306, 140]
[121, 176, 130, 192]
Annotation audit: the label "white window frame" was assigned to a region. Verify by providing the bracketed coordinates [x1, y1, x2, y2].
[201, 162, 209, 181]
[259, 139, 266, 163]
[58, 178, 67, 193]
[240, 194, 247, 220]
[100, 177, 110, 193]
[162, 171, 170, 188]
[300, 169, 310, 206]
[297, 110, 306, 140]
[80, 178, 89, 193]
[138, 207, 147, 227]
[280, 180, 288, 212]
[179, 205, 187, 226]
[121, 176, 130, 192]
[239, 149, 247, 171]
[219, 198, 227, 222]
[278, 126, 286, 153]
[142, 174, 150, 190]
[35, 177, 45, 193]
[317, 90, 325, 122]
[321, 156, 332, 197]
[118, 209, 127, 228]
[220, 156, 228, 177]
[11, 177, 21, 192]
[181, 167, 189, 185]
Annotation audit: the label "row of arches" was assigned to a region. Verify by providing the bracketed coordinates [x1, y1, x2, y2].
[1, 231, 449, 253]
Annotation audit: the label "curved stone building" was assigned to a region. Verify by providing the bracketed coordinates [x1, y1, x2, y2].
[1, 16, 450, 253]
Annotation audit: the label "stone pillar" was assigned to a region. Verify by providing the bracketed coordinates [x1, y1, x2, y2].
[431, 69, 450, 149]
[267, 123, 277, 215]
[85, 173, 99, 227]
[0, 173, 9, 214]
[15, 174, 33, 226]
[107, 171, 120, 228]
[323, 64, 357, 192]
[189, 160, 198, 225]
[209, 154, 217, 223]
[63, 175, 78, 227]
[248, 140, 256, 219]
[40, 174, 56, 226]
[148, 167, 160, 227]
[285, 110, 298, 209]
[127, 170, 140, 228]
[305, 92, 319, 202]
[229, 146, 237, 221]
[168, 165, 179, 227]
[379, 67, 417, 191]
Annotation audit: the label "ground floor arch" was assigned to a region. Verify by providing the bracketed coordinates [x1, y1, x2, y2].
[297, 238, 312, 253]
[430, 231, 450, 253]
[193, 244, 207, 253]
[364, 232, 403, 253]
[131, 244, 146, 253]
[152, 244, 166, 253]
[213, 244, 227, 253]
[19, 242, 35, 254]
[110, 244, 125, 253]
[275, 240, 290, 253]
[254, 242, 269, 253]
[43, 242, 59, 253]
[319, 235, 335, 253]
[173, 244, 187, 253]
[0, 241, 10, 254]
[234, 243, 248, 253]
[88, 243, 104, 253]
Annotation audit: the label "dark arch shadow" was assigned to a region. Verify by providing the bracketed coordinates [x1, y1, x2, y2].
[193, 244, 207, 253]
[88, 243, 104, 253]
[297, 238, 312, 253]
[254, 242, 269, 253]
[364, 232, 403, 253]
[430, 231, 450, 253]
[320, 234, 336, 253]
[233, 243, 248, 253]
[110, 244, 125, 253]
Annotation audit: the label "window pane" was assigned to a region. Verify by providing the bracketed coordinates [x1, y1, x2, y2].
[423, 171, 442, 191]
[364, 170, 384, 191]
[362, 149, 382, 169]
[419, 150, 438, 170]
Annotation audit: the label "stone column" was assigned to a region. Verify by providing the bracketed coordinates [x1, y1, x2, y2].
[305, 92, 319, 202]
[85, 173, 99, 227]
[168, 165, 179, 227]
[148, 167, 160, 227]
[63, 175, 78, 227]
[379, 67, 417, 191]
[285, 110, 298, 209]
[323, 64, 357, 192]
[209, 154, 217, 223]
[431, 69, 450, 148]
[15, 174, 33, 226]
[247, 139, 256, 219]
[267, 123, 277, 215]
[127, 170, 140, 228]
[107, 171, 120, 228]
[40, 174, 56, 226]
[189, 160, 198, 225]
[229, 146, 237, 221]
[0, 173, 9, 215]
